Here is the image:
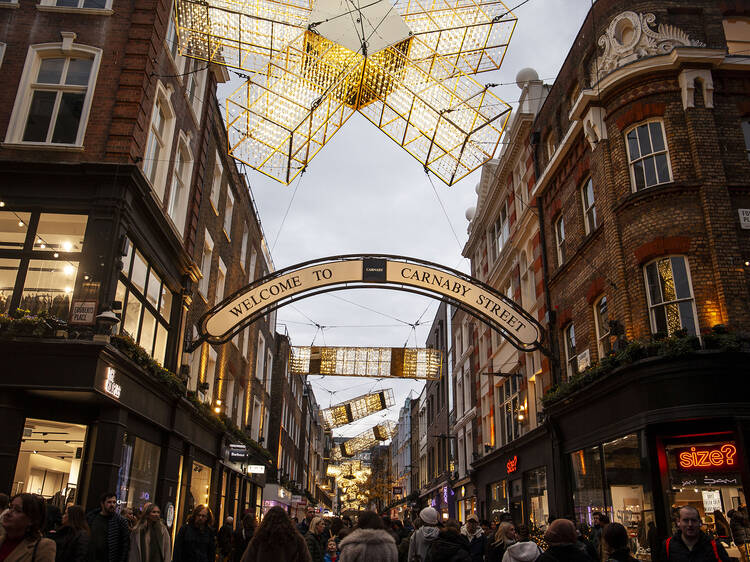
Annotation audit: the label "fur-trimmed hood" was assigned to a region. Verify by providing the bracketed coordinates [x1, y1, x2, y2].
[338, 529, 397, 562]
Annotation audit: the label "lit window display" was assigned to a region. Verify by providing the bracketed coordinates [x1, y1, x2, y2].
[0, 211, 32, 250]
[525, 467, 549, 532]
[488, 480, 509, 524]
[187, 461, 212, 515]
[0, 259, 20, 315]
[116, 434, 161, 510]
[22, 259, 79, 320]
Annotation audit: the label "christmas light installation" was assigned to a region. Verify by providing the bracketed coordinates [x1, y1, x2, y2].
[331, 421, 397, 461]
[320, 390, 396, 430]
[174, 0, 516, 185]
[290, 346, 442, 380]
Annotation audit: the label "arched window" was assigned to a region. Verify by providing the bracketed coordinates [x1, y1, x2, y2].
[643, 256, 698, 336]
[593, 295, 611, 358]
[5, 39, 102, 147]
[625, 120, 672, 191]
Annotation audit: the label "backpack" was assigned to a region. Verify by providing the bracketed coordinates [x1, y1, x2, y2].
[665, 537, 722, 562]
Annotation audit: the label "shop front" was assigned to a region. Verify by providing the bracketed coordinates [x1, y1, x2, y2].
[423, 482, 456, 520]
[454, 482, 477, 524]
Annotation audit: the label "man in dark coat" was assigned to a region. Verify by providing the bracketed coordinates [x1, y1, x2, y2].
[537, 519, 595, 562]
[660, 506, 729, 562]
[232, 514, 256, 562]
[86, 492, 130, 562]
[217, 516, 234, 561]
[426, 520, 471, 562]
[461, 515, 487, 562]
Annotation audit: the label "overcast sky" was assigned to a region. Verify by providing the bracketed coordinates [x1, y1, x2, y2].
[219, 0, 592, 437]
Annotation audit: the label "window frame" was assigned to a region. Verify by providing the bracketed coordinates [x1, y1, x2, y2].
[593, 295, 611, 359]
[625, 119, 673, 192]
[5, 41, 102, 148]
[216, 258, 226, 302]
[0, 0, 20, 8]
[198, 230, 213, 299]
[0, 43, 6, 67]
[742, 120, 750, 162]
[142, 81, 176, 200]
[643, 255, 699, 337]
[489, 201, 509, 262]
[563, 323, 577, 380]
[38, 0, 114, 14]
[166, 130, 193, 236]
[223, 188, 234, 241]
[580, 176, 597, 235]
[210, 153, 222, 214]
[554, 215, 565, 266]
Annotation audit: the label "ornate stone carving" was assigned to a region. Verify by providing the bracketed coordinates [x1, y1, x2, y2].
[591, 11, 705, 84]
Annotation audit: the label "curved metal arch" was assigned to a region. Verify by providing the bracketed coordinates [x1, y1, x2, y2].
[193, 254, 546, 353]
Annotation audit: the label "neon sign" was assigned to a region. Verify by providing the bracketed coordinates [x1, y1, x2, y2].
[677, 444, 738, 472]
[506, 456, 518, 474]
[104, 367, 122, 399]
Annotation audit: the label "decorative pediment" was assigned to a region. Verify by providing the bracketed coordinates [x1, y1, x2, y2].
[591, 11, 705, 84]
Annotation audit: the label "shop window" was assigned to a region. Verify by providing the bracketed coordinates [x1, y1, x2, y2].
[594, 295, 611, 358]
[498, 375, 521, 447]
[198, 230, 213, 299]
[644, 256, 698, 337]
[723, 17, 750, 55]
[0, 211, 32, 250]
[742, 120, 750, 162]
[167, 132, 192, 236]
[488, 479, 509, 524]
[210, 153, 222, 214]
[188, 461, 212, 514]
[118, 238, 173, 363]
[625, 121, 672, 192]
[6, 44, 102, 147]
[13, 418, 87, 501]
[571, 446, 607, 525]
[116, 434, 161, 510]
[563, 323, 577, 379]
[555, 216, 565, 266]
[21, 259, 78, 319]
[525, 467, 549, 531]
[0, 258, 20, 314]
[143, 81, 176, 200]
[581, 177, 597, 235]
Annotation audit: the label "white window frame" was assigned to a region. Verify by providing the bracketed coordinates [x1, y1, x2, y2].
[167, 130, 193, 236]
[593, 295, 611, 358]
[216, 258, 226, 302]
[0, 43, 6, 66]
[563, 323, 576, 380]
[581, 176, 597, 235]
[265, 349, 273, 392]
[143, 80, 176, 201]
[38, 0, 114, 14]
[198, 230, 213, 299]
[183, 57, 207, 124]
[240, 224, 248, 270]
[625, 119, 672, 192]
[0, 0, 20, 8]
[5, 39, 102, 148]
[490, 202, 509, 262]
[248, 246, 257, 282]
[643, 255, 699, 337]
[555, 215, 565, 266]
[165, 3, 185, 74]
[223, 188, 234, 240]
[210, 153, 222, 214]
[255, 332, 265, 380]
[742, 120, 750, 162]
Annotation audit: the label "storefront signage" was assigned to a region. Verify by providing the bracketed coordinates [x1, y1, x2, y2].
[393, 486, 403, 495]
[739, 209, 750, 230]
[165, 502, 175, 528]
[702, 490, 721, 513]
[292, 495, 302, 503]
[228, 444, 248, 462]
[247, 465, 266, 474]
[104, 367, 122, 399]
[70, 300, 97, 325]
[278, 487, 289, 499]
[676, 444, 738, 471]
[197, 256, 545, 352]
[506, 456, 518, 474]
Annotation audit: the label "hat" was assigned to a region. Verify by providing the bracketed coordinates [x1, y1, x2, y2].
[466, 514, 479, 523]
[544, 519, 577, 545]
[420, 507, 439, 525]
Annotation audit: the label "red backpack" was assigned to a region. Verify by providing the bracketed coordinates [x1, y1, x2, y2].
[665, 537, 721, 562]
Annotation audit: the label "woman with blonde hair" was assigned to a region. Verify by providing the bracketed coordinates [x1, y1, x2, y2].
[305, 517, 326, 562]
[128, 504, 171, 562]
[487, 521, 518, 562]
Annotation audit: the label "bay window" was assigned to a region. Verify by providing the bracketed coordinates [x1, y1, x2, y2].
[644, 256, 698, 336]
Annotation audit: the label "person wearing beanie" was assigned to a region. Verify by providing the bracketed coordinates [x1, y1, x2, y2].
[408, 508, 441, 562]
[502, 540, 543, 562]
[537, 519, 594, 562]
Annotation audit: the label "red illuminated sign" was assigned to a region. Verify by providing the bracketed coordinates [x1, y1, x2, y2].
[677, 444, 738, 472]
[506, 456, 518, 474]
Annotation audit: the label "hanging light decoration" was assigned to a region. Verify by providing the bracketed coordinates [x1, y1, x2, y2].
[290, 346, 442, 380]
[174, 0, 516, 185]
[331, 420, 396, 461]
[319, 389, 396, 429]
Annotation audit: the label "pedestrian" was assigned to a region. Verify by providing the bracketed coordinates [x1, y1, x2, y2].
[86, 493, 129, 562]
[0, 493, 56, 562]
[328, 519, 344, 543]
[481, 522, 492, 538]
[338, 511, 397, 562]
[172, 505, 216, 562]
[408, 507, 440, 562]
[127, 504, 171, 562]
[324, 538, 340, 562]
[647, 522, 661, 562]
[590, 513, 608, 562]
[424, 519, 470, 562]
[487, 522, 517, 562]
[299, 508, 317, 536]
[502, 539, 542, 562]
[342, 517, 353, 529]
[713, 512, 731, 546]
[51, 505, 90, 562]
[660, 506, 729, 562]
[603, 523, 637, 562]
[461, 515, 487, 562]
[217, 517, 234, 562]
[0, 494, 9, 521]
[537, 519, 594, 562]
[306, 517, 327, 562]
[239, 506, 311, 562]
[231, 514, 255, 562]
[121, 509, 137, 532]
[730, 509, 750, 562]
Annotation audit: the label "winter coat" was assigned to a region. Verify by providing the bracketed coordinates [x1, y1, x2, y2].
[172, 524, 216, 562]
[537, 544, 596, 562]
[459, 529, 486, 562]
[424, 529, 470, 562]
[731, 515, 750, 545]
[231, 528, 253, 562]
[502, 541, 543, 562]
[408, 526, 441, 562]
[85, 511, 130, 562]
[217, 525, 233, 556]
[127, 523, 171, 562]
[487, 540, 512, 562]
[51, 527, 91, 562]
[239, 533, 311, 562]
[606, 548, 638, 562]
[659, 532, 730, 562]
[306, 531, 326, 562]
[0, 535, 56, 562]
[338, 529, 397, 562]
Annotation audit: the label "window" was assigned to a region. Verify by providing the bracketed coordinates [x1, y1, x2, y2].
[198, 231, 213, 298]
[6, 43, 102, 147]
[210, 154, 222, 213]
[143, 82, 175, 199]
[625, 121, 671, 191]
[723, 17, 750, 55]
[581, 177, 597, 234]
[167, 132, 192, 235]
[240, 224, 248, 270]
[248, 246, 257, 282]
[39, 0, 112, 11]
[554, 216, 565, 266]
[0, 44, 6, 67]
[266, 349, 273, 392]
[742, 120, 750, 162]
[497, 375, 521, 446]
[184, 57, 206, 121]
[564, 323, 577, 379]
[546, 132, 557, 161]
[165, 7, 184, 70]
[117, 239, 173, 364]
[490, 203, 509, 261]
[216, 259, 226, 302]
[594, 295, 611, 358]
[513, 161, 527, 219]
[0, 0, 19, 7]
[223, 188, 234, 240]
[255, 332, 265, 380]
[644, 256, 698, 336]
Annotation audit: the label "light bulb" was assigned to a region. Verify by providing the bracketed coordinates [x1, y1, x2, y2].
[0, 201, 5, 207]
[54, 253, 59, 258]
[64, 264, 75, 276]
[62, 241, 73, 252]
[65, 286, 73, 294]
[18, 221, 24, 227]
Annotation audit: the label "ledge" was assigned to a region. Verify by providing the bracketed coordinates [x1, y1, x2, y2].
[37, 4, 113, 14]
[0, 2, 20, 8]
[1, 141, 85, 152]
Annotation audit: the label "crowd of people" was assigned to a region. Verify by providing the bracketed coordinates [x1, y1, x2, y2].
[1, 491, 749, 562]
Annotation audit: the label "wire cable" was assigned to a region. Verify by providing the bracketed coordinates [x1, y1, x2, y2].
[271, 167, 305, 252]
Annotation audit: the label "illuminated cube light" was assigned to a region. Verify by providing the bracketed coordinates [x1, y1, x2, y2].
[289, 346, 442, 379]
[320, 389, 396, 430]
[331, 421, 397, 461]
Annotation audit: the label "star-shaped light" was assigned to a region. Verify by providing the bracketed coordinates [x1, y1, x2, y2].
[175, 0, 515, 184]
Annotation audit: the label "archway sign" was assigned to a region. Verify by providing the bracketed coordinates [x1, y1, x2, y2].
[194, 255, 545, 353]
